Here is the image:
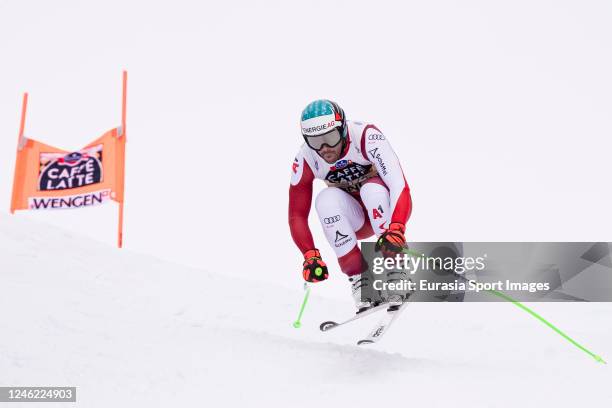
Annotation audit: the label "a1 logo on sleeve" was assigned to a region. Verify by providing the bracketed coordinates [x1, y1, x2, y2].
[292, 157, 300, 174]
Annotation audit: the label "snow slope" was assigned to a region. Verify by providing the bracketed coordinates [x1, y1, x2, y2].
[1, 215, 611, 407]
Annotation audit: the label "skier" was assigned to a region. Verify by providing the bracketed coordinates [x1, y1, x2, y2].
[289, 100, 412, 313]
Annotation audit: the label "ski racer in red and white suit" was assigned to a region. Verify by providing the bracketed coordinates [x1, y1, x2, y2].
[289, 100, 412, 310]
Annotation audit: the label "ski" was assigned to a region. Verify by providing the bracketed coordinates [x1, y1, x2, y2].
[319, 303, 389, 332]
[357, 303, 409, 345]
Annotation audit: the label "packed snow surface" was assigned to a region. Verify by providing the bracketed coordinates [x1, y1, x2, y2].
[1, 215, 610, 407]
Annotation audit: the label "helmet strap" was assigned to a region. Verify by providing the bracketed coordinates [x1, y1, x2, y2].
[339, 125, 349, 157]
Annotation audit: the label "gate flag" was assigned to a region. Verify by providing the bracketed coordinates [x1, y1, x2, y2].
[10, 71, 128, 248]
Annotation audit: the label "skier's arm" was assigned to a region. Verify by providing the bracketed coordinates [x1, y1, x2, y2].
[288, 153, 316, 253]
[361, 125, 412, 225]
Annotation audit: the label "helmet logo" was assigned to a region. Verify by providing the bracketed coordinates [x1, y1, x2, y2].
[301, 117, 337, 136]
[334, 159, 349, 170]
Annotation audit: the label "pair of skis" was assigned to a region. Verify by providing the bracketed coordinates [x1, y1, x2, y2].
[320, 302, 409, 345]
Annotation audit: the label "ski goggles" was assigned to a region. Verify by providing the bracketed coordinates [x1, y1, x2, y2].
[303, 128, 342, 150]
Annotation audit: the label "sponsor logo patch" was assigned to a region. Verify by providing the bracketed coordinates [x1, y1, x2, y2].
[335, 230, 349, 242]
[333, 159, 349, 170]
[325, 161, 374, 186]
[334, 230, 352, 248]
[372, 208, 383, 220]
[301, 120, 337, 136]
[367, 133, 385, 141]
[368, 148, 388, 176]
[28, 189, 112, 210]
[292, 158, 299, 174]
[324, 215, 341, 224]
[38, 145, 103, 191]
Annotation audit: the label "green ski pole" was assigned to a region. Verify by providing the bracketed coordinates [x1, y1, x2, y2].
[486, 287, 606, 363]
[293, 283, 311, 329]
[401, 247, 605, 363]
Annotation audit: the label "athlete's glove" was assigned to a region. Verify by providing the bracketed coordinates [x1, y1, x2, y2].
[302, 249, 329, 282]
[375, 222, 407, 254]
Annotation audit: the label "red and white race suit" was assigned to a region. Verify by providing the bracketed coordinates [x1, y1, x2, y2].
[289, 120, 412, 276]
